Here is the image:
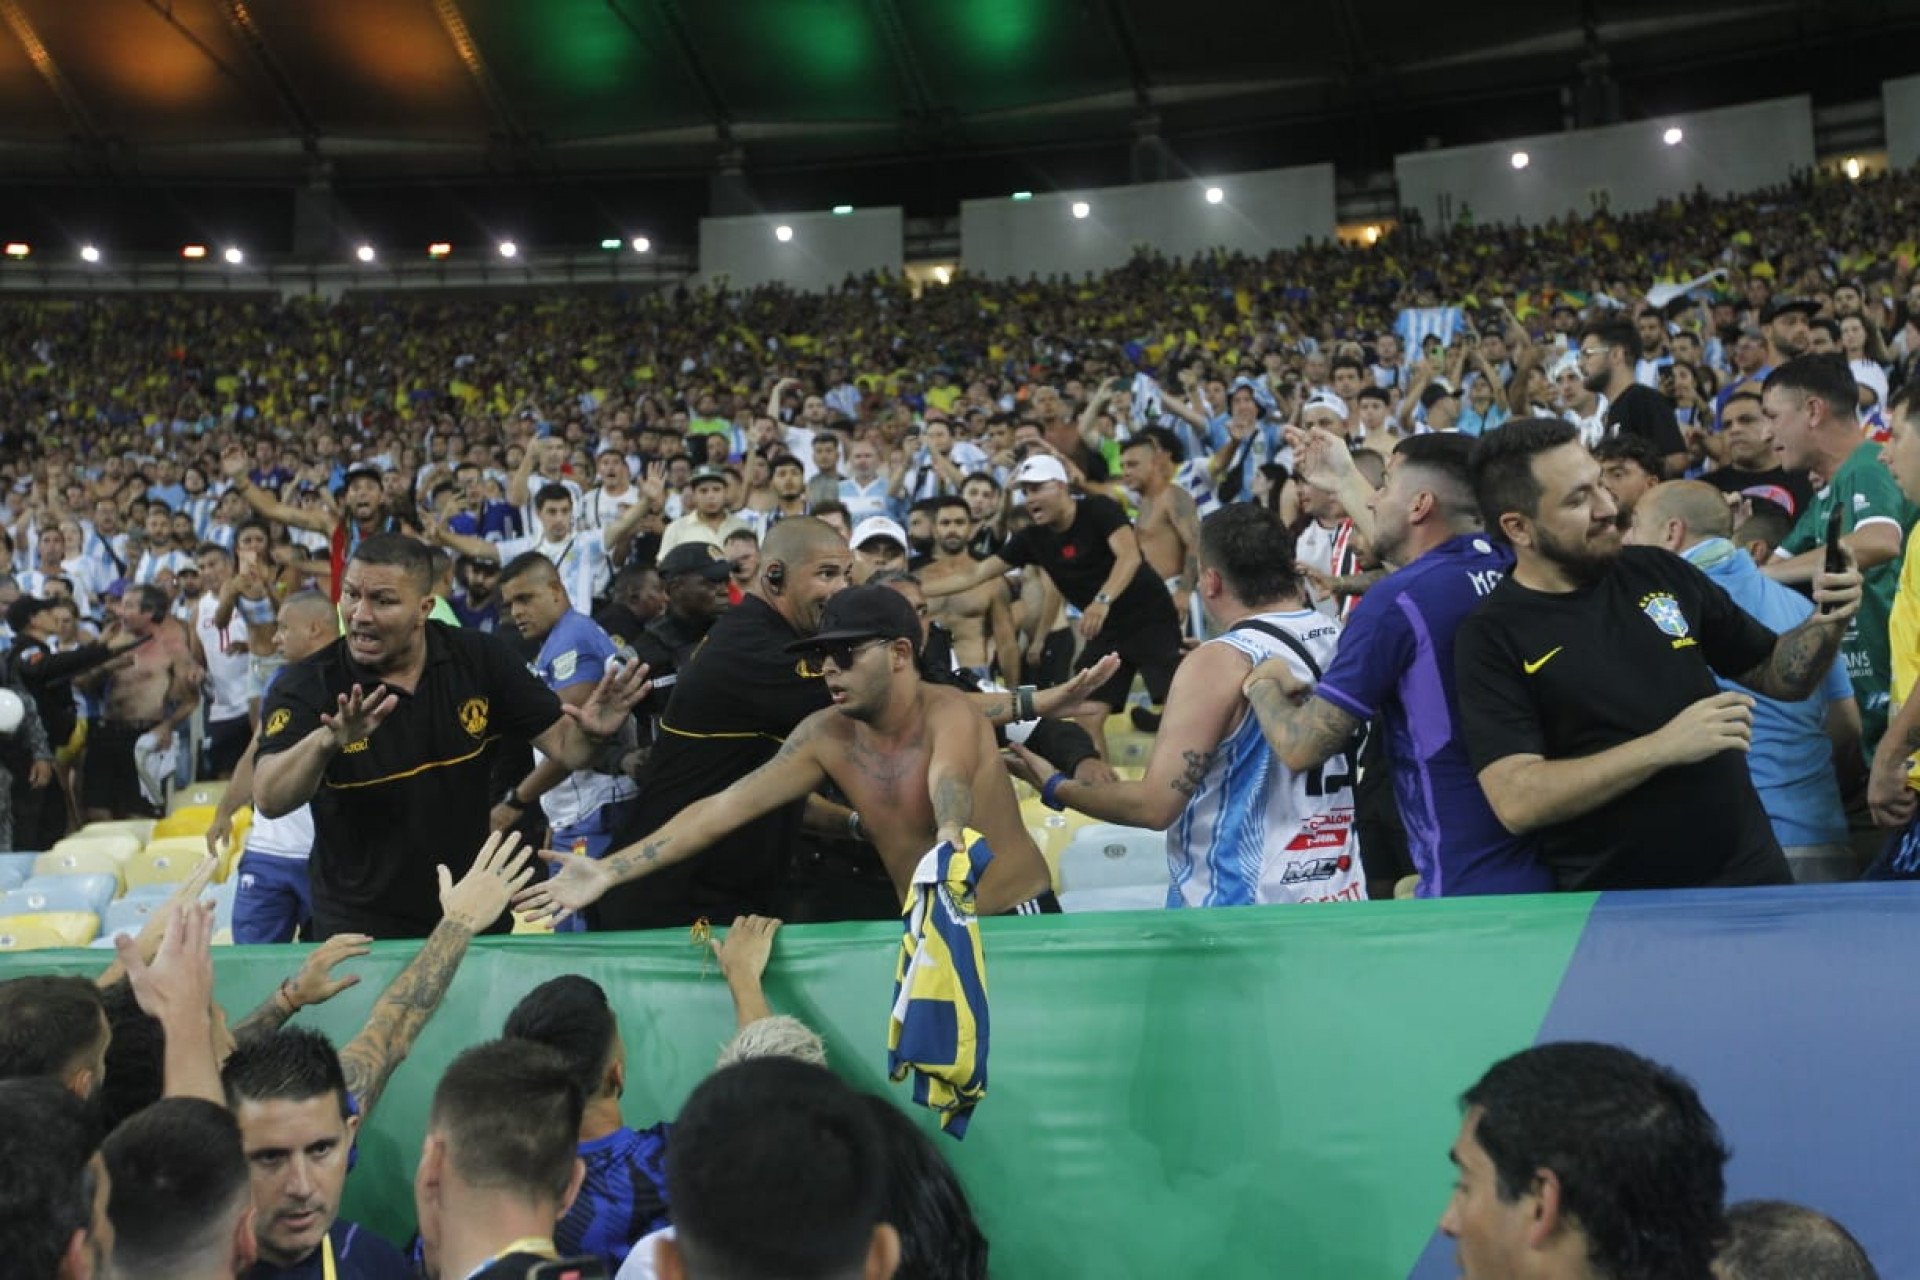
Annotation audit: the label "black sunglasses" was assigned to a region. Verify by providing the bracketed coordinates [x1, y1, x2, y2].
[802, 636, 890, 674]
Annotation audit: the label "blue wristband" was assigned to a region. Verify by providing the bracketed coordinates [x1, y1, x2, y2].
[1040, 771, 1070, 811]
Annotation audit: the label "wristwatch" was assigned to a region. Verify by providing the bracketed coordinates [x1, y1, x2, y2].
[1093, 592, 1112, 605]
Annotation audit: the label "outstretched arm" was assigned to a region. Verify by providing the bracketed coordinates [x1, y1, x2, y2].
[921, 554, 1010, 599]
[337, 833, 534, 1118]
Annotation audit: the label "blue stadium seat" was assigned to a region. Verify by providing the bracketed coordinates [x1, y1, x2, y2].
[0, 853, 35, 890]
[1058, 885, 1167, 913]
[102, 897, 166, 939]
[10, 873, 118, 918]
[1057, 824, 1167, 893]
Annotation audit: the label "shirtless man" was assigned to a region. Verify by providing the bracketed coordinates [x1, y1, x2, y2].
[519, 585, 1058, 924]
[81, 585, 200, 820]
[1120, 431, 1201, 625]
[918, 497, 1019, 684]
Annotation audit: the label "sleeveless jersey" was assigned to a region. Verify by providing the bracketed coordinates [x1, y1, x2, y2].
[1166, 608, 1364, 906]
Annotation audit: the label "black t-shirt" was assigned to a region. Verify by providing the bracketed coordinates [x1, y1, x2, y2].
[241, 1219, 412, 1280]
[1454, 546, 1791, 891]
[1605, 383, 1687, 459]
[1703, 464, 1815, 522]
[256, 622, 562, 937]
[601, 594, 830, 927]
[998, 495, 1175, 631]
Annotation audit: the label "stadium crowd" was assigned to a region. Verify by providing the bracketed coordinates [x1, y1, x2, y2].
[1, 164, 1915, 1276]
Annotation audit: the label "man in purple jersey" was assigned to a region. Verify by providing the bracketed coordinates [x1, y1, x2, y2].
[1241, 429, 1553, 896]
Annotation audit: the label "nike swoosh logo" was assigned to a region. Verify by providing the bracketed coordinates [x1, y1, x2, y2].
[1522, 647, 1563, 675]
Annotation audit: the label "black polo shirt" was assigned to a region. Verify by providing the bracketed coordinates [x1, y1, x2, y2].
[997, 494, 1176, 632]
[1605, 383, 1687, 459]
[256, 621, 562, 938]
[599, 594, 828, 929]
[1454, 546, 1792, 891]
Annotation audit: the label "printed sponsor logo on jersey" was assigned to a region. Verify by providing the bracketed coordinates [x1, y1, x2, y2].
[1284, 812, 1353, 854]
[458, 697, 490, 737]
[1638, 591, 1696, 649]
[265, 708, 291, 738]
[1279, 852, 1355, 884]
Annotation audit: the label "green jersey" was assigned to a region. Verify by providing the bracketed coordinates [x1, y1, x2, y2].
[1780, 439, 1917, 753]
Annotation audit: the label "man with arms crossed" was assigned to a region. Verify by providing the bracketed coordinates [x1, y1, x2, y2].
[917, 497, 1020, 686]
[521, 584, 1057, 925]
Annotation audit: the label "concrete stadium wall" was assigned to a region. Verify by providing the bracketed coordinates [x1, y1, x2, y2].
[1887, 75, 1920, 171]
[698, 206, 904, 292]
[1395, 96, 1816, 229]
[959, 165, 1337, 281]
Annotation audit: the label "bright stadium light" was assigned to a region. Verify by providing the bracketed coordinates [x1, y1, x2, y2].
[774, 224, 794, 242]
[355, 244, 376, 263]
[1510, 151, 1530, 170]
[3, 243, 28, 259]
[428, 242, 452, 258]
[1663, 127, 1683, 146]
[222, 247, 244, 265]
[1364, 225, 1381, 245]
[933, 266, 952, 284]
[498, 240, 518, 258]
[1205, 186, 1224, 204]
[1845, 156, 1862, 180]
[182, 244, 208, 259]
[1011, 191, 1033, 201]
[630, 237, 651, 253]
[832, 204, 853, 215]
[599, 238, 621, 250]
[79, 245, 101, 263]
[1071, 201, 1091, 219]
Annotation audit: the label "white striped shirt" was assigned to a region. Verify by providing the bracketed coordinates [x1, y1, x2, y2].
[132, 548, 194, 587]
[496, 530, 612, 615]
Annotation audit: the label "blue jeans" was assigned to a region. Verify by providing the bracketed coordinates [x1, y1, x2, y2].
[549, 794, 643, 933]
[232, 852, 312, 943]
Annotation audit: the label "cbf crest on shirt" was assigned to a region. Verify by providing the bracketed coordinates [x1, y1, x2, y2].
[1639, 592, 1696, 649]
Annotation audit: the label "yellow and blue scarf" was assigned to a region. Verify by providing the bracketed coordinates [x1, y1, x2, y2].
[888, 830, 992, 1138]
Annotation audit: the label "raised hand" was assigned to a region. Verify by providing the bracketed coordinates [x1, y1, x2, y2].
[438, 830, 537, 933]
[285, 932, 373, 1008]
[1001, 741, 1050, 790]
[563, 659, 652, 740]
[511, 844, 617, 926]
[1034, 652, 1125, 718]
[321, 684, 399, 751]
[1283, 424, 1356, 491]
[710, 915, 780, 987]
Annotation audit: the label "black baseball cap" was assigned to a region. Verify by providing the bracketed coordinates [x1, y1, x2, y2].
[1761, 296, 1819, 323]
[785, 585, 921, 656]
[6, 595, 52, 633]
[658, 543, 732, 582]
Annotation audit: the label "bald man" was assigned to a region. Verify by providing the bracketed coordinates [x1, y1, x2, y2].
[208, 591, 340, 943]
[1628, 481, 1861, 880]
[599, 518, 882, 929]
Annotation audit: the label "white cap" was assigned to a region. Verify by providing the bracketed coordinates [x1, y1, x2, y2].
[851, 516, 909, 550]
[1301, 391, 1349, 421]
[1009, 454, 1070, 487]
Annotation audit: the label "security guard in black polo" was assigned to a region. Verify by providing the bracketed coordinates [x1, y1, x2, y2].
[599, 518, 868, 930]
[252, 535, 649, 939]
[630, 543, 734, 726]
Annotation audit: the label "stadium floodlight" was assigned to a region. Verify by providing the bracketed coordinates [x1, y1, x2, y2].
[3, 243, 27, 259]
[933, 266, 952, 284]
[355, 244, 376, 263]
[630, 237, 651, 253]
[79, 245, 100, 263]
[832, 205, 853, 215]
[1845, 157, 1862, 180]
[599, 238, 621, 250]
[775, 224, 794, 242]
[182, 244, 208, 259]
[1510, 151, 1529, 170]
[1205, 186, 1224, 204]
[498, 240, 518, 258]
[222, 247, 244, 265]
[428, 242, 452, 258]
[1364, 225, 1381, 245]
[1663, 127, 1683, 146]
[1011, 191, 1033, 201]
[1071, 201, 1091, 219]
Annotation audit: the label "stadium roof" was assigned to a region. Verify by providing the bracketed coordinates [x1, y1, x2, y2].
[0, 0, 1910, 181]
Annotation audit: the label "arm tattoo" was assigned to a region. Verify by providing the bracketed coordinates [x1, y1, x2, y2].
[1170, 748, 1215, 798]
[1246, 685, 1360, 770]
[932, 773, 974, 835]
[608, 836, 671, 878]
[229, 992, 294, 1047]
[977, 698, 1010, 720]
[1745, 618, 1842, 701]
[337, 919, 473, 1118]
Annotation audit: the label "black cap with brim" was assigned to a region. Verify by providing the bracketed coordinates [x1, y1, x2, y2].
[6, 595, 52, 634]
[782, 584, 921, 655]
[658, 543, 733, 581]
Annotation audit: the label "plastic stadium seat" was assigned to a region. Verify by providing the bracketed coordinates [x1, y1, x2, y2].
[77, 818, 154, 846]
[169, 783, 228, 814]
[124, 846, 202, 892]
[152, 806, 217, 840]
[33, 847, 126, 888]
[50, 834, 141, 865]
[142, 835, 216, 866]
[1105, 732, 1154, 768]
[1057, 823, 1166, 893]
[1059, 884, 1167, 913]
[0, 852, 34, 890]
[207, 881, 237, 932]
[12, 873, 119, 917]
[103, 896, 166, 938]
[0, 911, 99, 949]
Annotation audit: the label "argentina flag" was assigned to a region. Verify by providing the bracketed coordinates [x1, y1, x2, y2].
[1395, 306, 1467, 353]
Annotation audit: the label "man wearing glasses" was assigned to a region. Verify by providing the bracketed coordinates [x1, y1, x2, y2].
[1579, 318, 1689, 476]
[520, 584, 1059, 925]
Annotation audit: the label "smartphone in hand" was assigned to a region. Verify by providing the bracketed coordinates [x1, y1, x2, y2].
[1822, 507, 1846, 614]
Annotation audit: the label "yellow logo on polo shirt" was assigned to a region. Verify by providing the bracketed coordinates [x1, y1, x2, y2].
[265, 709, 291, 738]
[459, 698, 490, 737]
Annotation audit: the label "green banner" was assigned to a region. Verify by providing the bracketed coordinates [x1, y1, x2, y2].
[6, 897, 1594, 1277]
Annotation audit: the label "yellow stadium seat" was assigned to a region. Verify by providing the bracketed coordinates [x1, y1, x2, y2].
[1113, 764, 1146, 781]
[511, 912, 555, 935]
[152, 806, 218, 840]
[33, 847, 125, 886]
[0, 911, 99, 949]
[1106, 731, 1153, 768]
[169, 783, 228, 813]
[76, 819, 154, 846]
[124, 846, 204, 892]
[51, 834, 141, 866]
